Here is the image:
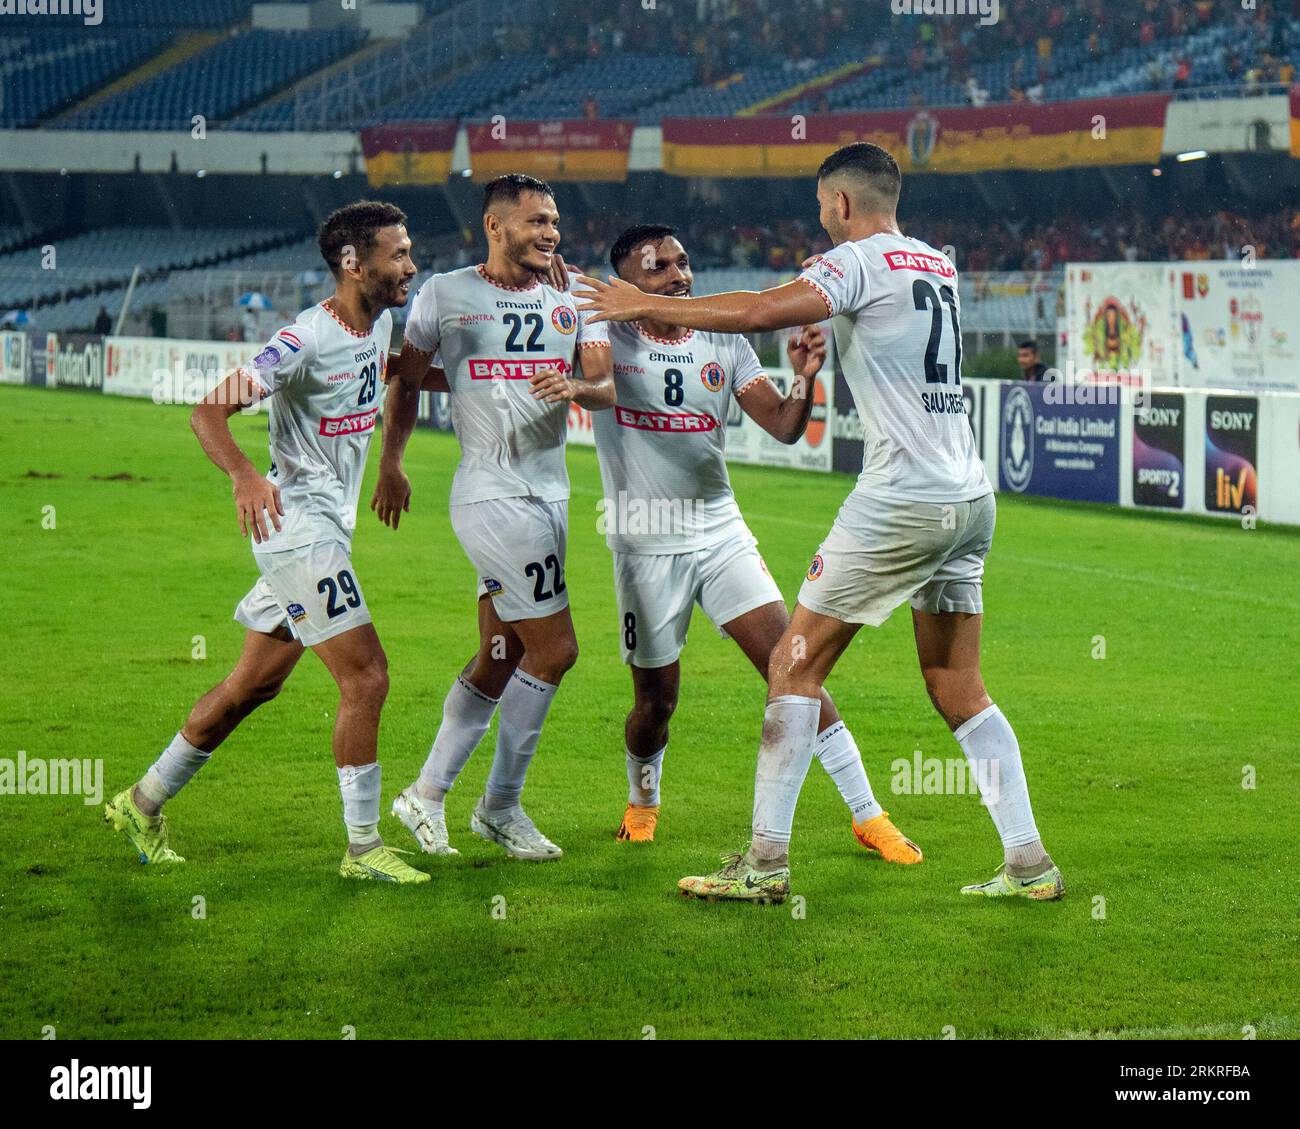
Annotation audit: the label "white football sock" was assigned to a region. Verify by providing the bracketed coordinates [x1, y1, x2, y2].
[415, 674, 500, 800]
[338, 762, 381, 852]
[814, 721, 882, 823]
[485, 670, 557, 811]
[953, 704, 1047, 867]
[626, 746, 665, 806]
[749, 695, 821, 864]
[137, 731, 211, 814]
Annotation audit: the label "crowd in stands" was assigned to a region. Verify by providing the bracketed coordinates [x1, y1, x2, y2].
[516, 204, 1300, 276]
[518, 0, 1293, 110]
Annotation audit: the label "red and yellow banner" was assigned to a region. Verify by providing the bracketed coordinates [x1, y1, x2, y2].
[663, 94, 1172, 177]
[361, 122, 458, 187]
[466, 120, 634, 183]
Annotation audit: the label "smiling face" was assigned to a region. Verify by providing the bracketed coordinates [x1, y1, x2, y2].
[355, 223, 417, 309]
[488, 190, 560, 274]
[617, 235, 693, 298]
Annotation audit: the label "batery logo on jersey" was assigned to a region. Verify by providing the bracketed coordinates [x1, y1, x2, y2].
[806, 553, 824, 581]
[319, 408, 379, 437]
[884, 250, 955, 278]
[700, 361, 726, 392]
[469, 358, 569, 380]
[551, 307, 577, 335]
[615, 406, 718, 432]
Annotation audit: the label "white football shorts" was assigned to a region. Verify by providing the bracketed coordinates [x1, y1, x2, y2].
[613, 527, 783, 668]
[450, 496, 569, 623]
[798, 491, 996, 627]
[234, 539, 371, 647]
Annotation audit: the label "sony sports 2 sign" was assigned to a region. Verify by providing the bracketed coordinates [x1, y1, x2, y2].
[999, 382, 1120, 503]
[1132, 392, 1185, 509]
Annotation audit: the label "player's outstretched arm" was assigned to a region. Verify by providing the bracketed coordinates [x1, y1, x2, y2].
[191, 368, 282, 544]
[371, 343, 426, 529]
[575, 275, 828, 335]
[738, 326, 827, 445]
[573, 343, 615, 410]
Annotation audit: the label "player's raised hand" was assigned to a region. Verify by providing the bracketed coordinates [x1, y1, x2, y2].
[529, 366, 578, 405]
[232, 466, 283, 545]
[573, 274, 646, 323]
[786, 325, 827, 378]
[546, 252, 571, 291]
[370, 463, 411, 530]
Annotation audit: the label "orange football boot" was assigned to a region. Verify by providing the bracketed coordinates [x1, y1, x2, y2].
[853, 810, 923, 863]
[616, 803, 659, 842]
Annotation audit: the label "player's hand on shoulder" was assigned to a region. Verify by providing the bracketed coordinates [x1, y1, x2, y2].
[546, 253, 571, 291]
[573, 274, 645, 323]
[232, 465, 283, 545]
[370, 462, 412, 530]
[529, 366, 579, 405]
[786, 325, 827, 378]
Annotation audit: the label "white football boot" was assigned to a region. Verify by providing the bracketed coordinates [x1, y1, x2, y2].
[470, 798, 563, 861]
[392, 787, 459, 855]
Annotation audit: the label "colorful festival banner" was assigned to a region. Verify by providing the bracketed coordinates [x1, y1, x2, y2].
[466, 120, 634, 183]
[662, 93, 1170, 177]
[361, 122, 458, 187]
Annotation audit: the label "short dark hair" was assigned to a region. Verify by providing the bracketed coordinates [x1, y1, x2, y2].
[318, 200, 407, 277]
[610, 223, 678, 272]
[1018, 340, 1039, 352]
[816, 142, 902, 204]
[482, 173, 555, 216]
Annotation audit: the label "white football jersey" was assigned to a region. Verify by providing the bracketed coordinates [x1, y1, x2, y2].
[404, 264, 609, 505]
[591, 320, 765, 554]
[240, 302, 392, 551]
[797, 234, 990, 503]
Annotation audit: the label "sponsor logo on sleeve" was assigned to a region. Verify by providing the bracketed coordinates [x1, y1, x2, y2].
[252, 345, 281, 369]
[276, 330, 303, 353]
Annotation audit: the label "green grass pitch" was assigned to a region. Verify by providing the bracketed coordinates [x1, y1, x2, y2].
[2, 384, 1296, 1040]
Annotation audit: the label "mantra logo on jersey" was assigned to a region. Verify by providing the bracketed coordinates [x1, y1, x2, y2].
[468, 358, 569, 380]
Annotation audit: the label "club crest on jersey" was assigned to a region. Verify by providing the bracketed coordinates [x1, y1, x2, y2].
[700, 361, 726, 392]
[806, 553, 824, 581]
[483, 578, 505, 597]
[551, 306, 577, 335]
[286, 603, 308, 623]
[252, 345, 281, 369]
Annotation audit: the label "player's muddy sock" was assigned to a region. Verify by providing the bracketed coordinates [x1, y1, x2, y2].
[626, 746, 665, 806]
[484, 670, 557, 811]
[952, 704, 1045, 866]
[748, 695, 820, 868]
[339, 762, 382, 856]
[136, 731, 211, 817]
[416, 675, 499, 800]
[814, 721, 881, 823]
[1005, 840, 1052, 877]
